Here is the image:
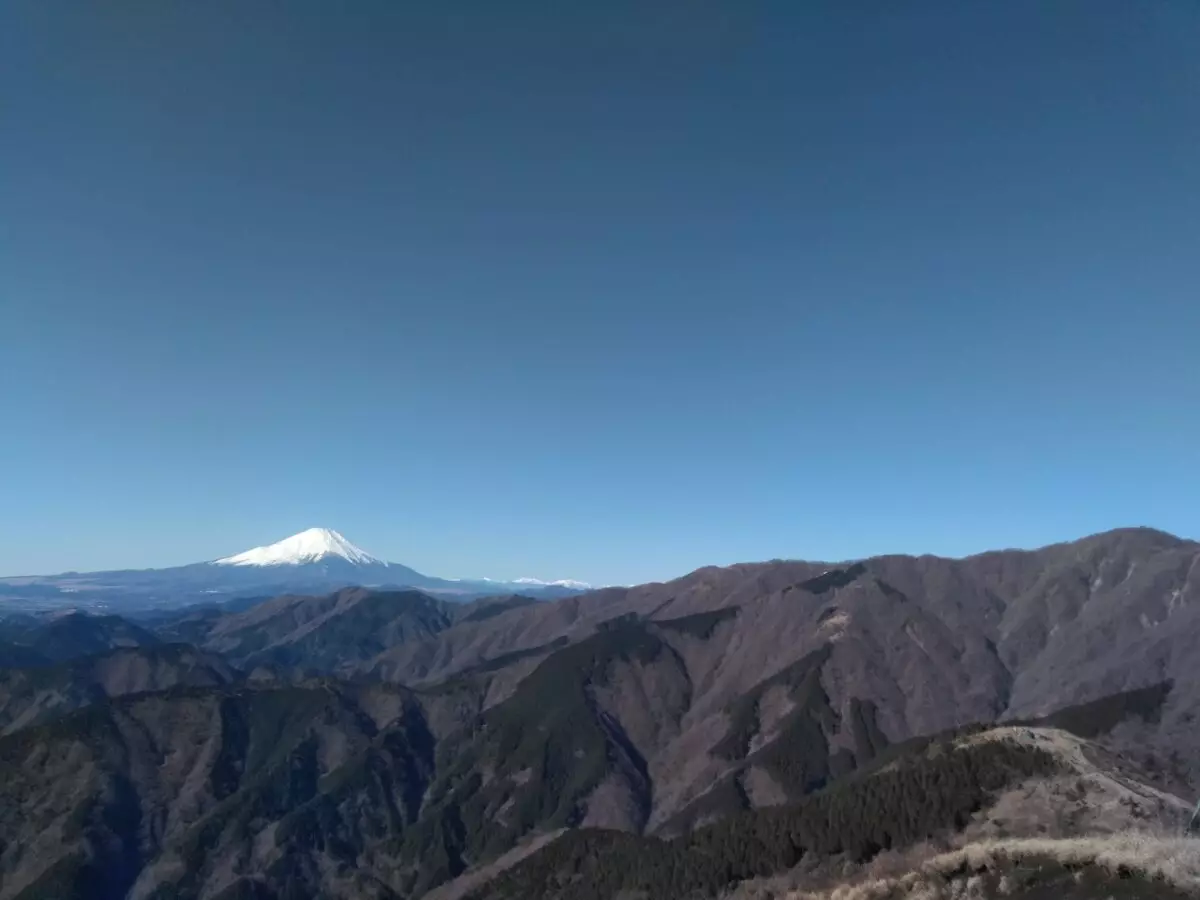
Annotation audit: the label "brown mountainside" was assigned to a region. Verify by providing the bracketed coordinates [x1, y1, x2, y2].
[0, 527, 1197, 899]
[371, 526, 1200, 771]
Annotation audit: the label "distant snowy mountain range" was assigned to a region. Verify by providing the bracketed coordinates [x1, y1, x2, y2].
[0, 528, 593, 612]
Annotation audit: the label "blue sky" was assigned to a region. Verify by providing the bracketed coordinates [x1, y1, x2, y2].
[2, 1, 1198, 584]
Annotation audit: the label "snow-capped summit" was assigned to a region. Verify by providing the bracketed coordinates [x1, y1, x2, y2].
[0, 526, 596, 610]
[215, 528, 384, 567]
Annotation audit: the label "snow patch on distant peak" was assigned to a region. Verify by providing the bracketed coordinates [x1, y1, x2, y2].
[512, 577, 593, 590]
[462, 576, 593, 590]
[215, 528, 383, 567]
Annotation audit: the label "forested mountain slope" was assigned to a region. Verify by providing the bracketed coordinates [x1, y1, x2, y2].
[0, 528, 1197, 899]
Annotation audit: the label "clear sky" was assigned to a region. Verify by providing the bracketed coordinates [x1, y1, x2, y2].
[2, 1, 1198, 584]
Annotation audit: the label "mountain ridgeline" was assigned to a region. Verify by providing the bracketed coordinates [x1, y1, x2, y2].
[0, 526, 1197, 899]
[0, 528, 592, 612]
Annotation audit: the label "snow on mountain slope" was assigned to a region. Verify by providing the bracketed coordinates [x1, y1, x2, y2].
[215, 528, 384, 567]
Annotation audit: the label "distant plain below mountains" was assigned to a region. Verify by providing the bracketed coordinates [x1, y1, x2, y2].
[0, 525, 1198, 899]
[0, 527, 593, 612]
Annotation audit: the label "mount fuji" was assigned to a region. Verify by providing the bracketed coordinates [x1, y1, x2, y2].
[210, 527, 421, 584]
[216, 528, 386, 567]
[0, 528, 591, 612]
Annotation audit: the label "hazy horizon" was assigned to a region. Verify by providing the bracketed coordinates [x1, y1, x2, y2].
[3, 523, 1193, 588]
